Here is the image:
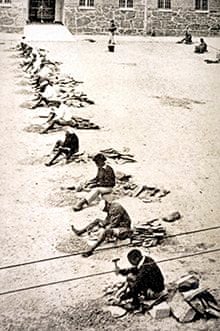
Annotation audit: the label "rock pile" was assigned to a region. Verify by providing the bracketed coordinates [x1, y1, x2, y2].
[170, 273, 220, 322]
[104, 272, 220, 323]
[113, 173, 170, 203]
[130, 219, 166, 248]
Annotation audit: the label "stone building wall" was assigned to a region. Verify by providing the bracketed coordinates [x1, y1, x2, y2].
[0, 0, 219, 36]
[147, 0, 220, 36]
[64, 0, 220, 36]
[64, 0, 145, 35]
[0, 0, 24, 33]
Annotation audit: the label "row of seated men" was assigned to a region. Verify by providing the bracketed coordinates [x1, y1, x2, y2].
[177, 27, 208, 53]
[17, 37, 166, 312]
[177, 28, 220, 63]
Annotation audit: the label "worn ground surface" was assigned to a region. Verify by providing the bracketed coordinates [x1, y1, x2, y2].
[0, 32, 220, 330]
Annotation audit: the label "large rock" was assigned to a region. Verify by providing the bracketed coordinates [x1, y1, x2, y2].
[170, 291, 197, 323]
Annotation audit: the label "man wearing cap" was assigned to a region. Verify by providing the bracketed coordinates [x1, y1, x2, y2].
[73, 153, 115, 211]
[72, 200, 132, 257]
[45, 128, 79, 166]
[115, 249, 165, 309]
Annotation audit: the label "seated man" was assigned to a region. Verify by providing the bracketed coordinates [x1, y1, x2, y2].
[41, 102, 74, 133]
[72, 200, 133, 257]
[195, 38, 208, 53]
[73, 153, 115, 211]
[115, 249, 165, 310]
[177, 27, 192, 44]
[45, 128, 79, 166]
[31, 80, 59, 109]
[32, 62, 57, 88]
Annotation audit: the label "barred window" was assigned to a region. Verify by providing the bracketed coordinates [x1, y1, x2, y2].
[195, 0, 208, 10]
[158, 0, 171, 9]
[0, 0, 12, 4]
[79, 0, 94, 6]
[119, 0, 133, 8]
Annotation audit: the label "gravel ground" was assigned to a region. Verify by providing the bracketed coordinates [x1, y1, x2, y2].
[0, 33, 220, 330]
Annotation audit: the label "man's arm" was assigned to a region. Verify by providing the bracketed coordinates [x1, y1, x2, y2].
[85, 178, 98, 188]
[85, 169, 99, 188]
[118, 267, 137, 276]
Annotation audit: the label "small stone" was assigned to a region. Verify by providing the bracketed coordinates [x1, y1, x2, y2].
[102, 305, 127, 318]
[162, 211, 181, 222]
[149, 302, 170, 319]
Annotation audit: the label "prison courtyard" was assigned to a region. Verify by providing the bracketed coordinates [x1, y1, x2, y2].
[0, 30, 220, 330]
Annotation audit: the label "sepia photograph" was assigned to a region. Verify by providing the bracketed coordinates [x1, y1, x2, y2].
[0, 0, 220, 330]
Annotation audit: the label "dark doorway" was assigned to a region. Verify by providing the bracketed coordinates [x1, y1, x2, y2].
[29, 0, 56, 23]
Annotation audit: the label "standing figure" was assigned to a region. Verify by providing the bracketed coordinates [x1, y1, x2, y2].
[38, 5, 44, 24]
[73, 153, 115, 211]
[109, 19, 117, 45]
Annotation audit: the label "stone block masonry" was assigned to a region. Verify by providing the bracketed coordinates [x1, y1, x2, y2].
[64, 0, 220, 36]
[0, 0, 24, 33]
[0, 0, 219, 36]
[147, 0, 220, 36]
[64, 0, 145, 35]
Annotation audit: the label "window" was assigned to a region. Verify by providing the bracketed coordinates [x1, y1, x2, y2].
[0, 0, 12, 4]
[79, 0, 94, 6]
[119, 0, 133, 8]
[195, 0, 208, 10]
[158, 0, 171, 9]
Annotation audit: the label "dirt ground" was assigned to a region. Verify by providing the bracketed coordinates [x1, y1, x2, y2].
[0, 33, 220, 331]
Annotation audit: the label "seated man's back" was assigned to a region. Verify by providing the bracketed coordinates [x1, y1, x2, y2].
[105, 202, 131, 229]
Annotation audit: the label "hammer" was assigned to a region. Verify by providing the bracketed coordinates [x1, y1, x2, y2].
[112, 258, 120, 271]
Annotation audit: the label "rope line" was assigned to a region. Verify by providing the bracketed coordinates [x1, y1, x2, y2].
[0, 225, 219, 271]
[208, 44, 220, 52]
[0, 247, 219, 297]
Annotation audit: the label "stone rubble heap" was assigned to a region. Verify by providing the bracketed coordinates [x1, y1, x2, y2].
[103, 272, 220, 322]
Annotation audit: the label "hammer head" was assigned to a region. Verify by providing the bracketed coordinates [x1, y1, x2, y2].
[112, 258, 120, 263]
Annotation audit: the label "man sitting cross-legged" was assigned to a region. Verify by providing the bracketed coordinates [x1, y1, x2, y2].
[71, 200, 133, 257]
[73, 153, 115, 211]
[45, 128, 79, 166]
[41, 102, 74, 134]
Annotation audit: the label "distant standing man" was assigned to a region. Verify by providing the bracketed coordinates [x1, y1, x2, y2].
[109, 19, 117, 45]
[38, 5, 44, 24]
